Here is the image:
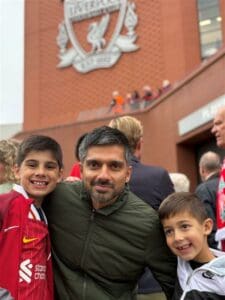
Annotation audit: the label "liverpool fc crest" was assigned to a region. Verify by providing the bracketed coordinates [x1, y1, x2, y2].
[56, 0, 139, 73]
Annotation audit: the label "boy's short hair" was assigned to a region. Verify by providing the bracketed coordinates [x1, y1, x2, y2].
[108, 116, 143, 154]
[79, 126, 131, 163]
[16, 135, 63, 169]
[158, 192, 208, 224]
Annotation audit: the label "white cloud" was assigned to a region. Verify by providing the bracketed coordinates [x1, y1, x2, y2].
[0, 0, 24, 126]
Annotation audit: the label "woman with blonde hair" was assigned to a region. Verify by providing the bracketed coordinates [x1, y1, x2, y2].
[0, 139, 20, 194]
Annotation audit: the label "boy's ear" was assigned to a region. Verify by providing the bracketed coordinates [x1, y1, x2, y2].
[13, 164, 21, 180]
[203, 218, 213, 236]
[57, 168, 64, 183]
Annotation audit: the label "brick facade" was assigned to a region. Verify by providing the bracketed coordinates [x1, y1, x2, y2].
[18, 0, 225, 190]
[24, 0, 201, 130]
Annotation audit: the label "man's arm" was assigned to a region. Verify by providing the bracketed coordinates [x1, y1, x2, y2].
[145, 214, 177, 299]
[159, 170, 174, 199]
[195, 184, 218, 248]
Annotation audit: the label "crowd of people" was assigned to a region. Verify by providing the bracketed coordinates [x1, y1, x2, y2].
[0, 109, 225, 300]
[108, 80, 172, 115]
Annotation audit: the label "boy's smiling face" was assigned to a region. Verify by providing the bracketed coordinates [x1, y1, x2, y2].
[162, 211, 214, 262]
[15, 150, 63, 206]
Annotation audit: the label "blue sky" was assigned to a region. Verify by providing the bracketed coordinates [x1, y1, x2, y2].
[0, 0, 24, 125]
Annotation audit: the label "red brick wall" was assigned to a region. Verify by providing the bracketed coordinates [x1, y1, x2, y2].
[24, 0, 201, 131]
[17, 48, 225, 191]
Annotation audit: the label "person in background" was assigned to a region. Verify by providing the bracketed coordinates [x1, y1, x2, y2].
[157, 79, 172, 97]
[0, 139, 20, 194]
[44, 126, 176, 300]
[0, 135, 63, 300]
[109, 116, 174, 300]
[66, 133, 88, 181]
[142, 85, 155, 108]
[110, 90, 125, 114]
[195, 151, 221, 249]
[159, 192, 225, 300]
[169, 173, 190, 193]
[130, 90, 140, 110]
[107, 96, 116, 113]
[161, 79, 171, 93]
[125, 93, 133, 111]
[211, 106, 225, 250]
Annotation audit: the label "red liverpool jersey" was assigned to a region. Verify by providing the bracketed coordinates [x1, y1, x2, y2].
[0, 188, 54, 300]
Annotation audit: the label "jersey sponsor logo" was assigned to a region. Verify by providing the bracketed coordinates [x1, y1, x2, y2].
[34, 264, 47, 280]
[23, 237, 38, 244]
[202, 270, 215, 279]
[19, 259, 33, 283]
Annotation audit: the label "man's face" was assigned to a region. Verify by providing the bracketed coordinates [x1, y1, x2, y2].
[80, 145, 131, 209]
[212, 109, 225, 148]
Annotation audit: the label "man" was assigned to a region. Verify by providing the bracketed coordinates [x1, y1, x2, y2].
[109, 116, 174, 300]
[169, 173, 190, 193]
[211, 107, 225, 250]
[195, 151, 221, 248]
[44, 126, 176, 300]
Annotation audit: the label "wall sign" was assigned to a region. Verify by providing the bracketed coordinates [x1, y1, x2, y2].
[178, 94, 225, 136]
[56, 0, 139, 73]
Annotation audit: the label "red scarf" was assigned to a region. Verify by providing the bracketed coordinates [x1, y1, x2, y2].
[216, 160, 225, 251]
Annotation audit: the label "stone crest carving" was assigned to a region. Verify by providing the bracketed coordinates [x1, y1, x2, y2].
[56, 0, 139, 73]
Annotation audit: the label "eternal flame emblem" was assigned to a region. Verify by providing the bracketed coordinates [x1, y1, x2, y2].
[56, 0, 139, 73]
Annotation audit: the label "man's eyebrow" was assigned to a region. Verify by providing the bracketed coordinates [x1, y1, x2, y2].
[85, 159, 124, 164]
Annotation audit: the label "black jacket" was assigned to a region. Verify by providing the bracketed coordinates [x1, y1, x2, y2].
[195, 172, 219, 249]
[129, 156, 174, 294]
[44, 181, 177, 300]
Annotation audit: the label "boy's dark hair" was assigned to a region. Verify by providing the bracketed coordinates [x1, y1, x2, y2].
[16, 135, 63, 169]
[79, 126, 132, 163]
[158, 192, 208, 224]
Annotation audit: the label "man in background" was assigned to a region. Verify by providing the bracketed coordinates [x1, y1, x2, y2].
[195, 151, 221, 248]
[211, 107, 225, 250]
[169, 173, 190, 193]
[109, 116, 174, 300]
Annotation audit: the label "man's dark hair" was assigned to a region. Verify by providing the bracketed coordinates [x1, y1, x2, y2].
[16, 135, 63, 169]
[74, 133, 88, 161]
[79, 126, 132, 163]
[159, 192, 208, 224]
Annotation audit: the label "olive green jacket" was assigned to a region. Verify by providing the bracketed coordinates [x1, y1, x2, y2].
[44, 181, 176, 300]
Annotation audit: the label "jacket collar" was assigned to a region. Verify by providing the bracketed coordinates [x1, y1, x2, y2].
[130, 154, 139, 164]
[205, 171, 220, 181]
[13, 184, 29, 199]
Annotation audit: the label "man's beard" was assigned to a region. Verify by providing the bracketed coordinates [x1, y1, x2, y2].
[87, 179, 118, 205]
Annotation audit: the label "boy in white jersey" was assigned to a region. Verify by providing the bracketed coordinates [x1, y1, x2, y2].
[159, 192, 225, 300]
[0, 135, 63, 300]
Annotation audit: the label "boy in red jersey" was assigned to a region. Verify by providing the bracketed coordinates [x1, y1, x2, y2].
[0, 135, 63, 300]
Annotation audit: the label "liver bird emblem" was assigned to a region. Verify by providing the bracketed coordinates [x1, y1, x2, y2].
[87, 14, 110, 53]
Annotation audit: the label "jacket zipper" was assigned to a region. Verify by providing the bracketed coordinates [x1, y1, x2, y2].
[81, 209, 96, 300]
